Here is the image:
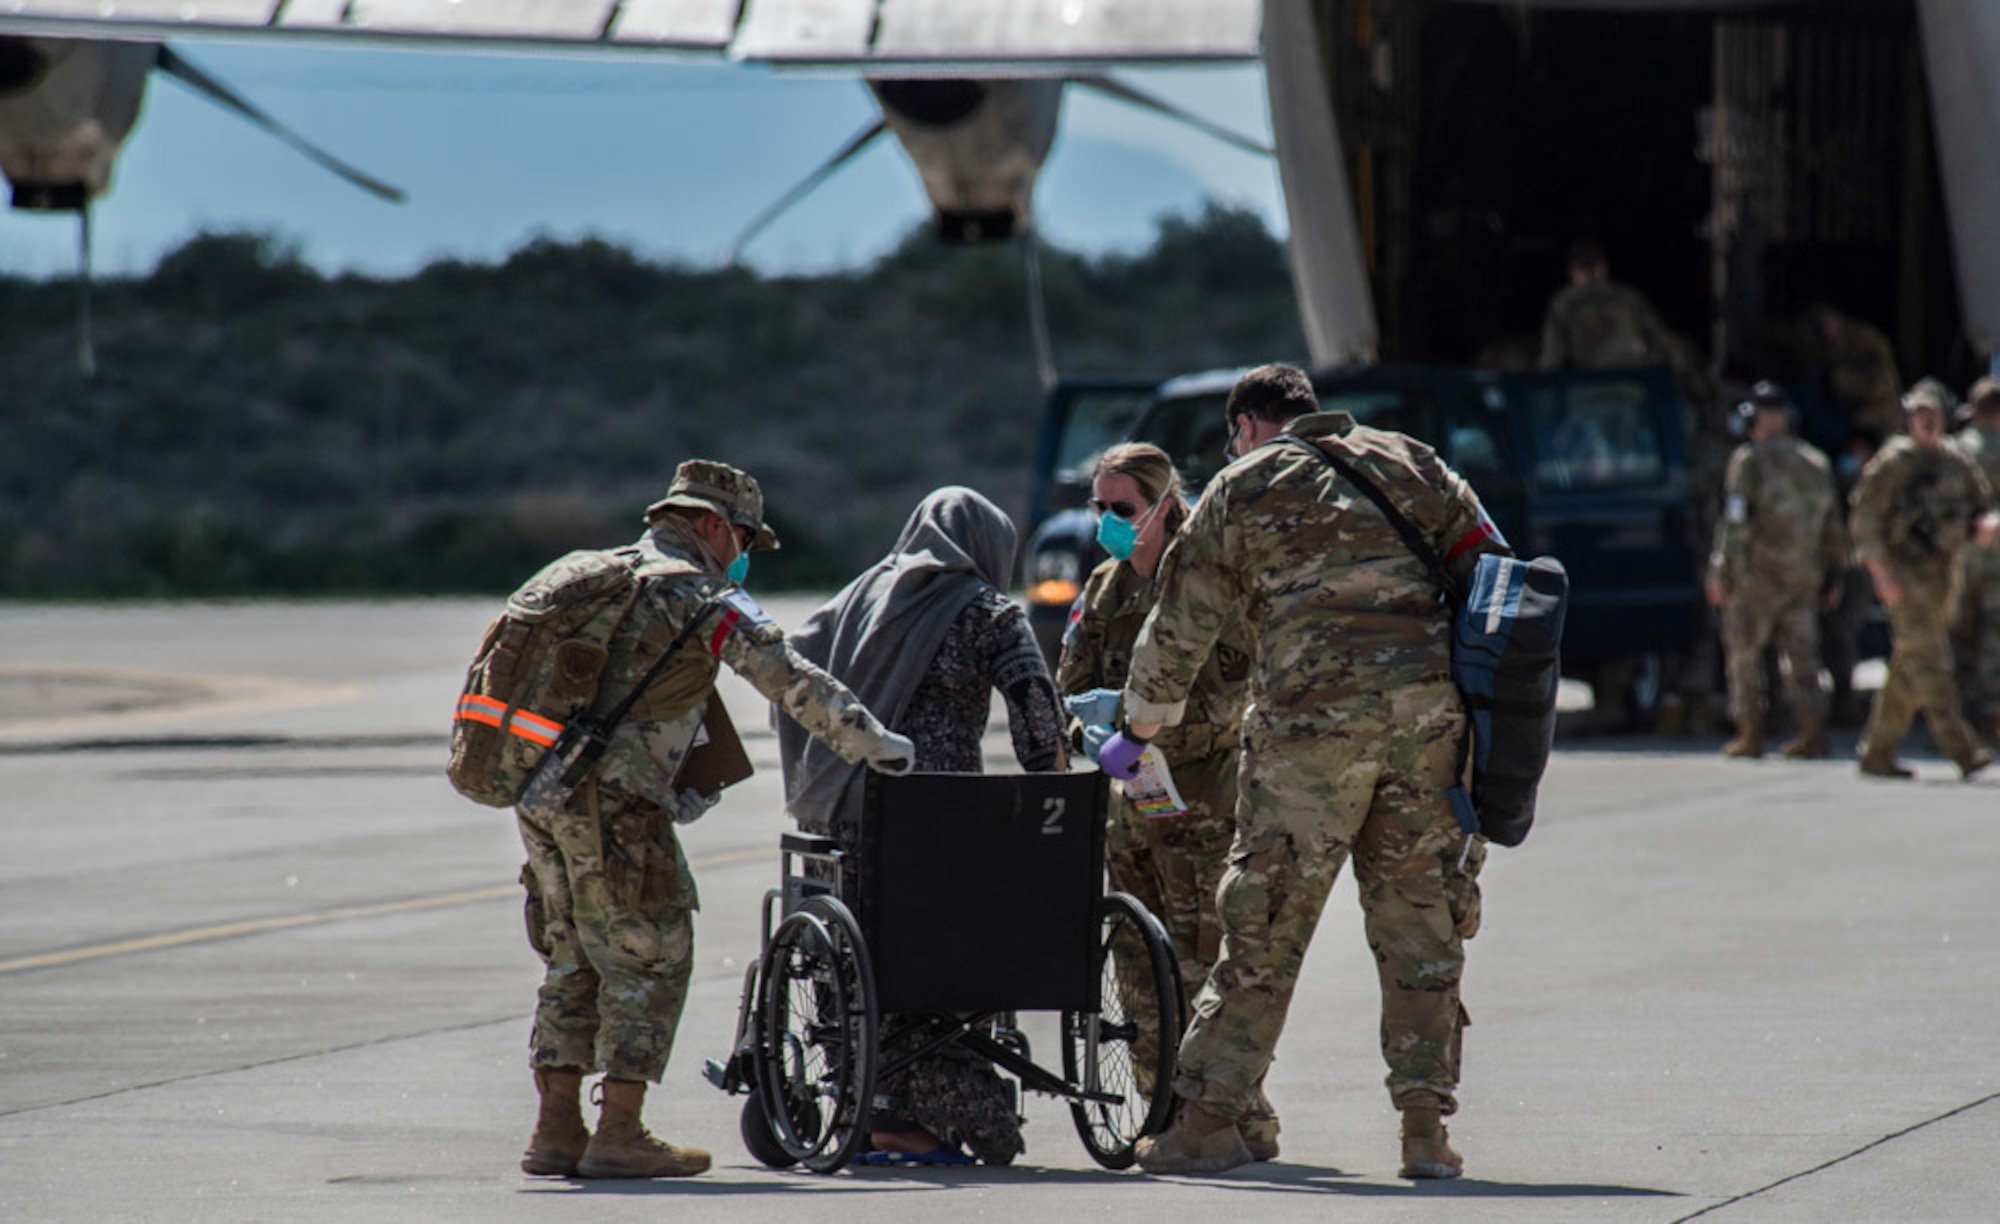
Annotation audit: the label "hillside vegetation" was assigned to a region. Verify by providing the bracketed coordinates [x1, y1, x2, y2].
[0, 205, 1303, 597]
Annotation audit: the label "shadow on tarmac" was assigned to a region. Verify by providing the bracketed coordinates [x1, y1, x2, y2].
[507, 1161, 1678, 1199]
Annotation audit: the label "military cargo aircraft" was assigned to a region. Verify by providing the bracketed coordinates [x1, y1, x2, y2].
[0, 2, 1989, 379]
[0, 35, 404, 374]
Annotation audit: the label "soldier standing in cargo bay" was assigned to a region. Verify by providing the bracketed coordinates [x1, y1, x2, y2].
[1850, 384, 1997, 779]
[509, 461, 914, 1179]
[1705, 382, 1848, 760]
[1097, 365, 1509, 1179]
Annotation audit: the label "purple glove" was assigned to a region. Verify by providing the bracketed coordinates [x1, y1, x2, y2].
[1097, 730, 1150, 780]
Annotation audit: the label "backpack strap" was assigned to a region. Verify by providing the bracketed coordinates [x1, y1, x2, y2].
[557, 586, 723, 789]
[1279, 432, 1460, 608]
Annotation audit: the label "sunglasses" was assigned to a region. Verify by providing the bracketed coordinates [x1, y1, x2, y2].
[1089, 498, 1144, 520]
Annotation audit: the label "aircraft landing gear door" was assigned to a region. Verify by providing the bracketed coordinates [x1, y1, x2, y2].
[1506, 366, 1700, 727]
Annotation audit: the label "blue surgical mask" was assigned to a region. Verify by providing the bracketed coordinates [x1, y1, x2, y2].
[1095, 498, 1162, 561]
[726, 550, 750, 586]
[1096, 511, 1139, 560]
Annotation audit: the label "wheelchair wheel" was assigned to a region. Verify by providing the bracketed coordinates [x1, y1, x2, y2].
[754, 895, 878, 1173]
[739, 1092, 806, 1169]
[1062, 891, 1181, 1169]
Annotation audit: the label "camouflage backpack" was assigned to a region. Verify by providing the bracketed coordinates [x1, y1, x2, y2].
[446, 547, 708, 808]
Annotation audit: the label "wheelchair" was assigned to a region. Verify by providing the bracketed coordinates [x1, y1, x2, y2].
[704, 770, 1184, 1172]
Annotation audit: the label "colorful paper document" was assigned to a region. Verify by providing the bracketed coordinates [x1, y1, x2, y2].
[1120, 746, 1190, 820]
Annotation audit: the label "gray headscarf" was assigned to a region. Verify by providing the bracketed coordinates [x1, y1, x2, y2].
[779, 486, 1018, 837]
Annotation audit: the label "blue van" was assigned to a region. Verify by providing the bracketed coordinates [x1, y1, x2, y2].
[1023, 363, 1706, 718]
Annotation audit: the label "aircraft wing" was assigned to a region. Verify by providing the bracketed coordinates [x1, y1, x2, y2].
[0, 1, 1263, 65]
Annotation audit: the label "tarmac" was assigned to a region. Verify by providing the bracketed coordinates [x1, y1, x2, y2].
[2, 597, 1996, 1223]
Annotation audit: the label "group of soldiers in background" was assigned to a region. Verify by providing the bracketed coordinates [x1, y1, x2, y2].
[1539, 239, 2000, 776]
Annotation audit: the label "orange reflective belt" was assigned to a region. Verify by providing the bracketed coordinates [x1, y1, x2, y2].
[455, 694, 565, 748]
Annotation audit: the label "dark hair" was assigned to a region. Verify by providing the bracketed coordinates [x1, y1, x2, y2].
[1226, 364, 1318, 426]
[1568, 238, 1607, 270]
[1969, 376, 2000, 415]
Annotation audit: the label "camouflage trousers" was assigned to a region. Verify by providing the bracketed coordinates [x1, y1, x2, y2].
[1107, 746, 1250, 1111]
[1954, 545, 2000, 722]
[1173, 685, 1484, 1118]
[517, 776, 699, 1083]
[1722, 579, 1826, 732]
[1862, 574, 1982, 766]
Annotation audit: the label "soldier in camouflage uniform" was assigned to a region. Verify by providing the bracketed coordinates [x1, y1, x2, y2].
[1538, 239, 1675, 372]
[1952, 379, 2000, 746]
[1850, 385, 1999, 779]
[1704, 383, 1848, 759]
[1052, 443, 1277, 1157]
[1099, 366, 1508, 1179]
[515, 460, 915, 1179]
[1815, 305, 1906, 444]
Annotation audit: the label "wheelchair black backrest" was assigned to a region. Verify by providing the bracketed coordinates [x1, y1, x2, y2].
[859, 770, 1108, 1014]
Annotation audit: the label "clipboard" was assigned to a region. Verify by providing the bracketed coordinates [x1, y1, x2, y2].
[676, 691, 754, 798]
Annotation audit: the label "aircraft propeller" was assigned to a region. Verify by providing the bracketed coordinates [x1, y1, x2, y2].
[0, 37, 406, 377]
[728, 73, 1272, 390]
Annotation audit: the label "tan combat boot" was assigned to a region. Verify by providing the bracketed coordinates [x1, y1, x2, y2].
[1958, 748, 1994, 781]
[575, 1078, 711, 1179]
[1399, 1107, 1463, 1180]
[1241, 1086, 1280, 1161]
[1721, 728, 1764, 759]
[1858, 753, 1915, 780]
[1779, 718, 1830, 760]
[520, 1067, 590, 1177]
[1134, 1099, 1252, 1176]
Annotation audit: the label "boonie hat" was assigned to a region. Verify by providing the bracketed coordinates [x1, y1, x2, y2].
[645, 459, 780, 551]
[1901, 377, 1955, 418]
[1960, 376, 2000, 424]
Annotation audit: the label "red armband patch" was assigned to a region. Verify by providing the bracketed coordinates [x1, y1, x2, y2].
[1446, 505, 1507, 562]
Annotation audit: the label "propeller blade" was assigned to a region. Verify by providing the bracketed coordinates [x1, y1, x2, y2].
[155, 46, 406, 204]
[1019, 224, 1057, 392]
[727, 117, 887, 266]
[1072, 73, 1275, 158]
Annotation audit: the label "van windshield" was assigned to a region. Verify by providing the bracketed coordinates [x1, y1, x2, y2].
[1132, 393, 1233, 487]
[1527, 379, 1664, 489]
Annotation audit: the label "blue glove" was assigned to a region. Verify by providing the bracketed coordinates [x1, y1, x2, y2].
[1081, 723, 1115, 763]
[1097, 730, 1150, 780]
[1063, 687, 1123, 727]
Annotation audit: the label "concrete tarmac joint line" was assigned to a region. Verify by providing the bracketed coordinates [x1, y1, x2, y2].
[0, 846, 771, 975]
[0, 664, 368, 746]
[1669, 1090, 2000, 1222]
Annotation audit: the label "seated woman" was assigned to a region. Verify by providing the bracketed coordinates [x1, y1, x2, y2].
[778, 485, 1067, 1166]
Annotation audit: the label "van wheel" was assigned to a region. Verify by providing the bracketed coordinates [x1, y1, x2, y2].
[1590, 655, 1661, 732]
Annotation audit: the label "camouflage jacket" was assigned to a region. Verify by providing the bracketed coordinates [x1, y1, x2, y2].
[592, 518, 894, 809]
[1826, 324, 1904, 442]
[1056, 556, 1251, 760]
[1538, 279, 1672, 370]
[1708, 436, 1847, 593]
[1954, 426, 2000, 491]
[1123, 411, 1512, 740]
[1850, 436, 1995, 581]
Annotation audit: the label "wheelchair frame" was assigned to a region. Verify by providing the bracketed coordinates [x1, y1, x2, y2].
[705, 818, 1184, 1173]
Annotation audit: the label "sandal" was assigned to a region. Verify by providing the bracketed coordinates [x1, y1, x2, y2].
[856, 1145, 977, 1167]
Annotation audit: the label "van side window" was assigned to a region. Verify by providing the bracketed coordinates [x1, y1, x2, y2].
[1448, 419, 1507, 477]
[1530, 381, 1663, 489]
[1323, 390, 1443, 446]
